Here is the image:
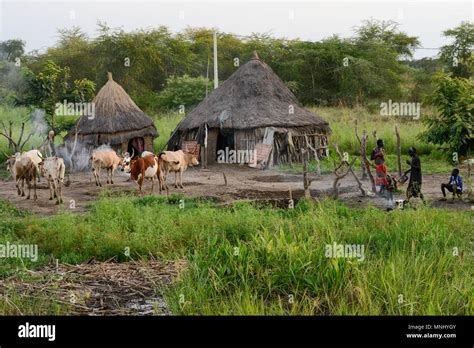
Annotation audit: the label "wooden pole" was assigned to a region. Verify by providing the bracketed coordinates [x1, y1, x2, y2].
[213, 32, 218, 90]
[361, 131, 377, 193]
[354, 120, 367, 180]
[302, 148, 311, 199]
[395, 125, 402, 177]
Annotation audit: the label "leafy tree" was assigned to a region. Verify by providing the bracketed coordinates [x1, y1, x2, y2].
[439, 22, 474, 78]
[421, 73, 473, 158]
[25, 60, 95, 133]
[354, 19, 420, 58]
[0, 39, 25, 62]
[157, 75, 210, 111]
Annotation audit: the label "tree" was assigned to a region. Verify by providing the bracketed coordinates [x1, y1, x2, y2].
[0, 39, 25, 62]
[354, 19, 420, 58]
[421, 73, 473, 158]
[439, 22, 474, 78]
[25, 60, 95, 134]
[157, 75, 210, 111]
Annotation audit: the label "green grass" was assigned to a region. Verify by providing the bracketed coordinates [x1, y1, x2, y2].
[0, 196, 472, 315]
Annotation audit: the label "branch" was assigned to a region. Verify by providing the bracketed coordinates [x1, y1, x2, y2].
[17, 123, 25, 148]
[19, 133, 34, 151]
[0, 132, 17, 147]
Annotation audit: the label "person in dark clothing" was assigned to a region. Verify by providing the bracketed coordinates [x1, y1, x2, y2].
[441, 168, 463, 200]
[405, 147, 424, 203]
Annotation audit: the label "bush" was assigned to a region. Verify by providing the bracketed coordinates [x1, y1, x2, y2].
[156, 75, 211, 111]
[421, 73, 473, 158]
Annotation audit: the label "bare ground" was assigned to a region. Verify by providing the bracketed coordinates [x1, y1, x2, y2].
[0, 164, 471, 215]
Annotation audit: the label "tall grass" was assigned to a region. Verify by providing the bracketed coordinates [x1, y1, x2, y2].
[0, 197, 471, 315]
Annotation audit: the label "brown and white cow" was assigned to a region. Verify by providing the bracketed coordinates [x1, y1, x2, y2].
[90, 148, 123, 187]
[38, 156, 66, 204]
[126, 154, 164, 194]
[159, 150, 199, 189]
[6, 154, 38, 200]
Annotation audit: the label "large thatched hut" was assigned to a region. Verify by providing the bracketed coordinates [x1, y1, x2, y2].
[167, 52, 330, 167]
[65, 72, 158, 154]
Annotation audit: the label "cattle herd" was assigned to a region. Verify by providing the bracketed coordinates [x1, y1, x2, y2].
[4, 147, 200, 204]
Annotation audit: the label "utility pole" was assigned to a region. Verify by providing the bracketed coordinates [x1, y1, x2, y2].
[213, 31, 218, 89]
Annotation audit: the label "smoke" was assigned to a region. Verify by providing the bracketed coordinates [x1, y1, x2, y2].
[30, 109, 48, 136]
[93, 144, 113, 152]
[56, 141, 89, 172]
[57, 143, 119, 173]
[0, 61, 27, 99]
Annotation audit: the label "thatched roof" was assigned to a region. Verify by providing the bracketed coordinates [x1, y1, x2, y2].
[65, 72, 158, 146]
[174, 51, 330, 133]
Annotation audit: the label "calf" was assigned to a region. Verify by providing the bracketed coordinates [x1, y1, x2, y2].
[127, 154, 163, 194]
[159, 150, 199, 189]
[90, 149, 123, 187]
[38, 157, 66, 204]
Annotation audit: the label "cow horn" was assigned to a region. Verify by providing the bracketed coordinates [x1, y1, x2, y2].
[130, 148, 135, 159]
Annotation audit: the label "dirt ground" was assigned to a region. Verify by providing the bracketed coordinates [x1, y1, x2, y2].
[0, 164, 471, 215]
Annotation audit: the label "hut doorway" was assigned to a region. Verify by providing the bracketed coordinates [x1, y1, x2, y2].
[128, 137, 145, 157]
[216, 130, 235, 160]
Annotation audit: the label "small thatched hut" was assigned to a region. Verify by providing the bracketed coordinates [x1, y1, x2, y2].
[65, 72, 158, 154]
[167, 52, 331, 167]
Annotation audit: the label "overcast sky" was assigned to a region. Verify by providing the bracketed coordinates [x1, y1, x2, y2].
[0, 0, 472, 59]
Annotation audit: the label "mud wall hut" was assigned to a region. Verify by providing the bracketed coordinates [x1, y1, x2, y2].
[167, 52, 331, 167]
[65, 72, 158, 155]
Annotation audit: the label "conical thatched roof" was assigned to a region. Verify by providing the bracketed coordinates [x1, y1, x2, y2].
[174, 51, 330, 133]
[65, 72, 158, 146]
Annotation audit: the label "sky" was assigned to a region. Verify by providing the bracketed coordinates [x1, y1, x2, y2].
[0, 0, 472, 59]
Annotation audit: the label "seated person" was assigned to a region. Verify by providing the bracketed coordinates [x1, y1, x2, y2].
[441, 168, 463, 200]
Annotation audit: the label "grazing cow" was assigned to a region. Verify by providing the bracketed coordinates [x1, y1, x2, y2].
[6, 154, 38, 200]
[38, 157, 66, 204]
[159, 150, 199, 189]
[90, 149, 123, 187]
[126, 154, 163, 194]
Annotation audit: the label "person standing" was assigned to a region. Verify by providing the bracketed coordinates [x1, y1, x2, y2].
[371, 139, 388, 195]
[405, 147, 425, 203]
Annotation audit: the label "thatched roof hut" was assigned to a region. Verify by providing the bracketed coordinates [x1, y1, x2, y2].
[168, 51, 331, 167]
[65, 72, 158, 154]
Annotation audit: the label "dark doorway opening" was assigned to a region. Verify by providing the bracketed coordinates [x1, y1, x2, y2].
[216, 130, 235, 160]
[128, 137, 145, 158]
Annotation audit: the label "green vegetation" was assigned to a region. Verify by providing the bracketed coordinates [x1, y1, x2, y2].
[422, 74, 473, 158]
[3, 20, 468, 112]
[0, 197, 471, 315]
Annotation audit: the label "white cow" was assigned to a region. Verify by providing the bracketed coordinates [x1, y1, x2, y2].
[159, 150, 199, 189]
[6, 154, 38, 200]
[39, 157, 66, 204]
[90, 149, 123, 186]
